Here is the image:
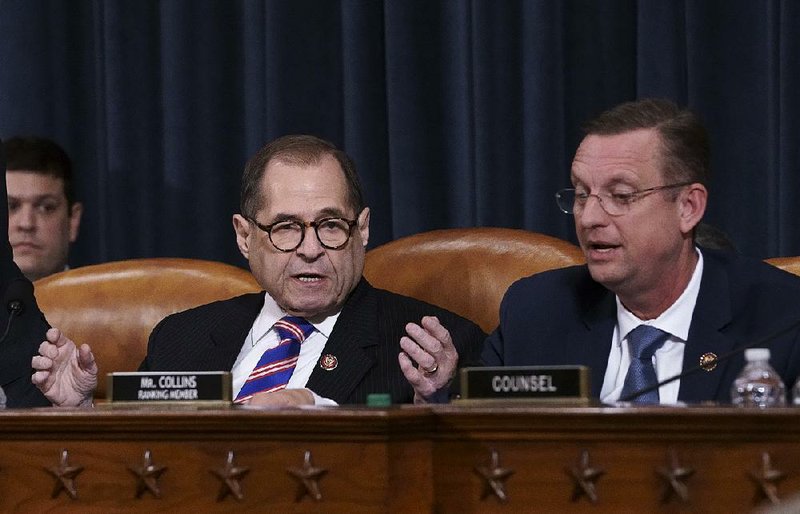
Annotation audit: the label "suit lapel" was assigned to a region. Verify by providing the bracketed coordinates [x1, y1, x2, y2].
[208, 293, 265, 371]
[678, 257, 735, 402]
[306, 280, 377, 404]
[578, 285, 618, 396]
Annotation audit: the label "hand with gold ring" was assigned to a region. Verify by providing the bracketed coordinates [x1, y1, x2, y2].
[422, 362, 439, 375]
[398, 316, 458, 404]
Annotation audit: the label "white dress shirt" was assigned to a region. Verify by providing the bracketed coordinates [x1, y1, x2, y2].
[230, 292, 340, 405]
[600, 248, 704, 405]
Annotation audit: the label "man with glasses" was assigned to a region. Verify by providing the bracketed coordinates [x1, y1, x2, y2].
[32, 135, 485, 407]
[482, 98, 800, 405]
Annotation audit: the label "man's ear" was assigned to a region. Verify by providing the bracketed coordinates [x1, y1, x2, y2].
[357, 207, 370, 247]
[232, 214, 252, 259]
[679, 183, 708, 235]
[68, 202, 83, 243]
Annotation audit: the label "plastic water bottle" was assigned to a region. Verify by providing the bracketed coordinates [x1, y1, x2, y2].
[730, 348, 786, 407]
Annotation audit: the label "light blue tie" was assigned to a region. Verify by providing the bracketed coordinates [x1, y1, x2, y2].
[619, 325, 669, 404]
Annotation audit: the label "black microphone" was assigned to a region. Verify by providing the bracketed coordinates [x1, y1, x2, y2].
[0, 278, 32, 345]
[618, 316, 800, 403]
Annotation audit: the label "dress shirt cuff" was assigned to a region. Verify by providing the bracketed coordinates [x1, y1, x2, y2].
[310, 390, 338, 406]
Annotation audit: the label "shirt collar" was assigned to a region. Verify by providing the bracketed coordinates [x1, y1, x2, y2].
[616, 247, 704, 343]
[250, 292, 340, 346]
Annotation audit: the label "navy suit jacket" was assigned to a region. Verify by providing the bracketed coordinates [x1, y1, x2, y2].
[0, 140, 51, 407]
[482, 249, 800, 403]
[140, 279, 486, 404]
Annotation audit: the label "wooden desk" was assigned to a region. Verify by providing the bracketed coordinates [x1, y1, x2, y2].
[433, 405, 800, 513]
[0, 405, 798, 512]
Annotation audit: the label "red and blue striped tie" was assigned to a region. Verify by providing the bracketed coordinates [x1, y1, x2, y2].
[234, 316, 315, 404]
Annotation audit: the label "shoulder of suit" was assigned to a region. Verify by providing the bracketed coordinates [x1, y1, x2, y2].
[156, 291, 264, 326]
[368, 284, 443, 312]
[363, 282, 477, 325]
[506, 263, 593, 295]
[704, 248, 800, 292]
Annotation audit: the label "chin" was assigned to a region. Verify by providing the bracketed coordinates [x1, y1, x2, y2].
[587, 265, 623, 289]
[287, 301, 337, 319]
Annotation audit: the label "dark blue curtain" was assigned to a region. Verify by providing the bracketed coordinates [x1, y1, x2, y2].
[1, 0, 798, 269]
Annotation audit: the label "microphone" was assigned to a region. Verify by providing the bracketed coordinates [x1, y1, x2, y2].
[0, 278, 32, 345]
[617, 316, 800, 403]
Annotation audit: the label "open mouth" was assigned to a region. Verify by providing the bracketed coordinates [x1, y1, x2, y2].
[589, 243, 618, 251]
[585, 241, 621, 256]
[295, 273, 324, 283]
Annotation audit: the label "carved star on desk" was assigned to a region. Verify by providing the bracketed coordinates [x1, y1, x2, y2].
[567, 449, 605, 504]
[128, 449, 167, 499]
[287, 450, 327, 502]
[45, 449, 84, 500]
[211, 450, 250, 501]
[475, 448, 515, 502]
[657, 448, 695, 503]
[748, 452, 786, 505]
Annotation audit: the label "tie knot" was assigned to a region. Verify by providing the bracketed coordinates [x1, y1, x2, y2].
[274, 316, 314, 343]
[627, 325, 669, 360]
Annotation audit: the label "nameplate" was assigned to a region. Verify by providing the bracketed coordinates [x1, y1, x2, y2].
[459, 366, 590, 402]
[107, 372, 232, 403]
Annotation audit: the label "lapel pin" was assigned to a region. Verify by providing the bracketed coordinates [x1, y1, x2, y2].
[699, 352, 718, 372]
[319, 354, 338, 371]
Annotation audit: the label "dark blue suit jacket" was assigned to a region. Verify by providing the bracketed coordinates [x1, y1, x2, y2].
[482, 249, 800, 403]
[0, 140, 51, 407]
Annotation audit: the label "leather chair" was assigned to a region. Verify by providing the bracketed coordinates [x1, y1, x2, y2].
[765, 256, 800, 277]
[33, 258, 261, 400]
[364, 228, 585, 333]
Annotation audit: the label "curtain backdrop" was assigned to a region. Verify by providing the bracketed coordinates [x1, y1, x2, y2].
[1, 0, 798, 269]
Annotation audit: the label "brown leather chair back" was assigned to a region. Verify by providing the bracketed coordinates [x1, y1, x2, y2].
[765, 256, 800, 277]
[364, 228, 585, 333]
[33, 258, 261, 399]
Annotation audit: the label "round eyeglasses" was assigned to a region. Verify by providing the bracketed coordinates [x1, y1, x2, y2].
[248, 216, 359, 252]
[555, 182, 692, 217]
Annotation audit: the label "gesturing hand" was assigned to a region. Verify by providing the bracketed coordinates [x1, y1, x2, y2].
[31, 328, 97, 407]
[398, 316, 459, 404]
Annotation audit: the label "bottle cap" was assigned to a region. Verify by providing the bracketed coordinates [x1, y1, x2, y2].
[745, 348, 770, 361]
[366, 393, 391, 407]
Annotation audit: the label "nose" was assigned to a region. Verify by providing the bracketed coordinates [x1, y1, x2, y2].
[576, 194, 609, 229]
[10, 204, 37, 231]
[295, 225, 325, 259]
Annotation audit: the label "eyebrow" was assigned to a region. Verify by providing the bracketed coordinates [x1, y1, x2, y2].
[267, 207, 350, 223]
[570, 174, 638, 190]
[7, 193, 63, 202]
[604, 178, 637, 189]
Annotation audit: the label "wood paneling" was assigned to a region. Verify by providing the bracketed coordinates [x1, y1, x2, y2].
[0, 405, 798, 512]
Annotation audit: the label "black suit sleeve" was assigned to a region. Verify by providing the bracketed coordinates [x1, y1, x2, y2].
[0, 139, 51, 407]
[312, 282, 487, 404]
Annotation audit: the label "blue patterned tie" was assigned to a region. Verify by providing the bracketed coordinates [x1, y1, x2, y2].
[234, 316, 315, 404]
[619, 325, 669, 404]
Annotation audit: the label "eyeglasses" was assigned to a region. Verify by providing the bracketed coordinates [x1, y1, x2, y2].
[248, 216, 359, 252]
[555, 182, 693, 217]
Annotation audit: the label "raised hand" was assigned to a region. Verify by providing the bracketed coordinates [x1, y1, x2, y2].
[31, 327, 97, 407]
[399, 316, 459, 404]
